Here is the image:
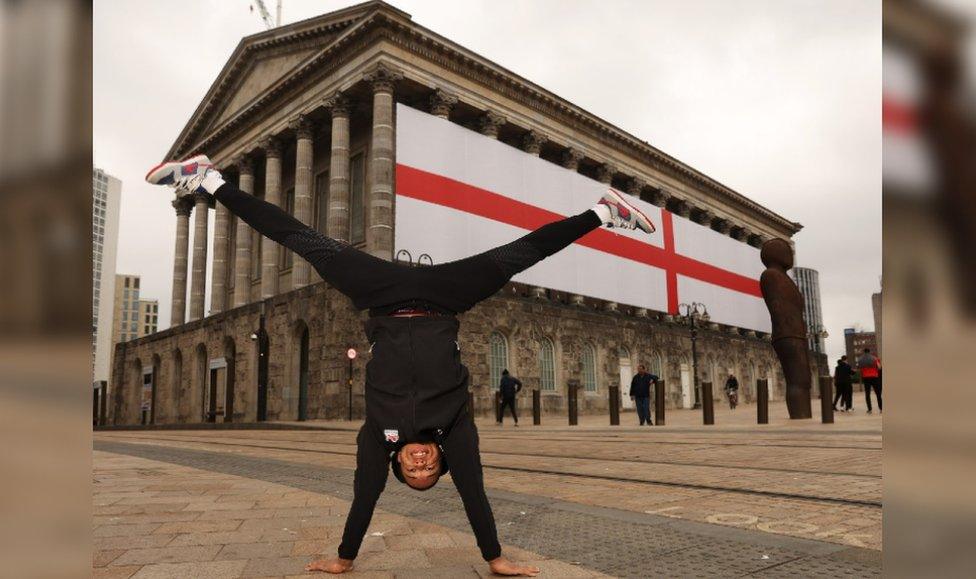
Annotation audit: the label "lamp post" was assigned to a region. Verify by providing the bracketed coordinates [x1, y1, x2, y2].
[678, 302, 709, 409]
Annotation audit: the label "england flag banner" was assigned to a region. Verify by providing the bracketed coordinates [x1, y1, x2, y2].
[395, 104, 771, 333]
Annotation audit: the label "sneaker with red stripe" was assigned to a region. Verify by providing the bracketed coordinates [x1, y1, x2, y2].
[145, 154, 214, 193]
[598, 188, 656, 234]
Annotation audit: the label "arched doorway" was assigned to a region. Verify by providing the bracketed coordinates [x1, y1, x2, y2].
[294, 322, 309, 421]
[194, 343, 210, 423]
[171, 349, 183, 423]
[619, 347, 633, 409]
[256, 329, 269, 422]
[224, 337, 236, 423]
[130, 358, 143, 425]
[150, 354, 161, 424]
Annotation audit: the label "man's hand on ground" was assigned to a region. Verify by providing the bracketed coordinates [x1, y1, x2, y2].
[305, 557, 354, 574]
[489, 556, 541, 576]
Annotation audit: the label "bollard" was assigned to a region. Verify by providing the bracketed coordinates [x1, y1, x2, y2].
[819, 376, 834, 424]
[655, 379, 666, 426]
[533, 389, 541, 425]
[609, 385, 620, 426]
[567, 379, 579, 426]
[495, 391, 502, 424]
[757, 379, 769, 424]
[702, 381, 714, 425]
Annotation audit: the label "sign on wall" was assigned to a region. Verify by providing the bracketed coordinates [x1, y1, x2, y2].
[394, 104, 771, 332]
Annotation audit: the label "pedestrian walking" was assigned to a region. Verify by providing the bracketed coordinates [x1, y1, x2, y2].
[146, 154, 656, 577]
[629, 365, 657, 425]
[857, 348, 882, 414]
[724, 374, 739, 410]
[498, 370, 522, 426]
[833, 356, 855, 412]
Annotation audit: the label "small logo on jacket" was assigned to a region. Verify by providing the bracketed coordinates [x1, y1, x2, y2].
[384, 429, 399, 443]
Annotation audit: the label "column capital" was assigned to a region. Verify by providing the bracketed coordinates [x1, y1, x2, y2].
[232, 154, 255, 177]
[596, 163, 617, 184]
[479, 110, 507, 138]
[642, 187, 666, 207]
[690, 207, 712, 225]
[172, 195, 193, 216]
[522, 130, 548, 155]
[193, 190, 214, 207]
[429, 89, 458, 118]
[259, 136, 282, 158]
[626, 177, 646, 197]
[710, 217, 732, 234]
[289, 114, 315, 140]
[324, 93, 351, 117]
[730, 225, 749, 241]
[668, 197, 692, 217]
[747, 233, 765, 247]
[364, 63, 403, 93]
[561, 147, 585, 170]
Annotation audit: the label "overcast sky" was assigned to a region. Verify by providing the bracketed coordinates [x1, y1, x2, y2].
[94, 0, 881, 361]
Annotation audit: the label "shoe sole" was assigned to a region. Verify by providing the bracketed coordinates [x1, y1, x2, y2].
[144, 154, 212, 185]
[605, 188, 656, 233]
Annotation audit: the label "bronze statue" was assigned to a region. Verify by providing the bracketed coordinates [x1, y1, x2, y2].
[759, 239, 812, 419]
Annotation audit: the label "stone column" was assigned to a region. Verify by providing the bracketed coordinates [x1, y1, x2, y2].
[210, 171, 230, 314]
[325, 94, 351, 242]
[365, 64, 402, 260]
[597, 163, 616, 185]
[479, 110, 506, 139]
[561, 147, 584, 171]
[232, 156, 255, 307]
[522, 130, 548, 156]
[189, 191, 211, 321]
[291, 115, 314, 288]
[261, 138, 282, 298]
[170, 195, 192, 327]
[429, 89, 458, 119]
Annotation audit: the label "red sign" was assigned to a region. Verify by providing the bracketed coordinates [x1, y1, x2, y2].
[347, 348, 357, 360]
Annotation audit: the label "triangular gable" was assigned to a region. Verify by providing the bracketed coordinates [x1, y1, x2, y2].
[205, 45, 324, 133]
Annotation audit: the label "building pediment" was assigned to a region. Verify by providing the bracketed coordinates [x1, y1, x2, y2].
[167, 1, 409, 159]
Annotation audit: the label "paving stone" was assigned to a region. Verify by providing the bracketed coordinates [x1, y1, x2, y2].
[128, 560, 247, 579]
[94, 549, 126, 567]
[112, 545, 222, 566]
[240, 556, 311, 577]
[93, 566, 142, 579]
[216, 541, 295, 560]
[94, 523, 162, 537]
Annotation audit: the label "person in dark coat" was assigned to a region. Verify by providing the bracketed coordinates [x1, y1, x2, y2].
[498, 370, 523, 426]
[724, 374, 740, 410]
[833, 356, 855, 412]
[629, 365, 657, 425]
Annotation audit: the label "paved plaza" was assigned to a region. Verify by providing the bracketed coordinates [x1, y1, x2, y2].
[94, 403, 882, 578]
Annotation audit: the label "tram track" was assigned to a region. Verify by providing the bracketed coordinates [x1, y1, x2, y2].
[98, 433, 882, 508]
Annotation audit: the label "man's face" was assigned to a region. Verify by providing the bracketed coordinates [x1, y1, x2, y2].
[638, 366, 646, 374]
[397, 442, 442, 490]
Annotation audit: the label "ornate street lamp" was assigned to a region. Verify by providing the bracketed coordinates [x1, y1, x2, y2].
[677, 302, 709, 409]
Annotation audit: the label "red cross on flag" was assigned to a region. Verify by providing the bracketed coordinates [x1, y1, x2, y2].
[394, 104, 771, 333]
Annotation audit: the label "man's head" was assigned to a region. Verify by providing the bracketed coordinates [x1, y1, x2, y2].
[393, 442, 444, 491]
[637, 364, 646, 374]
[841, 355, 848, 362]
[863, 348, 871, 354]
[502, 369, 509, 376]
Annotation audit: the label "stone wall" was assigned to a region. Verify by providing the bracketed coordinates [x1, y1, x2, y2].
[111, 280, 783, 426]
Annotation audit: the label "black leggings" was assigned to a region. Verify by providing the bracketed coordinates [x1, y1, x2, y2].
[214, 183, 601, 315]
[499, 397, 518, 423]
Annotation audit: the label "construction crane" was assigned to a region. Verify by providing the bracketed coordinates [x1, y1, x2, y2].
[250, 0, 282, 30]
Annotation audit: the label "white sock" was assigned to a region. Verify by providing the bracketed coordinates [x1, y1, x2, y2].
[592, 203, 612, 225]
[200, 169, 226, 195]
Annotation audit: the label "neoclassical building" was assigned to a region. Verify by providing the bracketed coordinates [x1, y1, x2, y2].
[109, 1, 800, 426]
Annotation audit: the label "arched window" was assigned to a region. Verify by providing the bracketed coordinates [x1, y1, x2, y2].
[582, 344, 598, 392]
[648, 353, 664, 378]
[539, 338, 556, 391]
[489, 332, 508, 390]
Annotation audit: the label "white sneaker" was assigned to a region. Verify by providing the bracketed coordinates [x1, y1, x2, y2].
[145, 154, 216, 193]
[598, 188, 656, 233]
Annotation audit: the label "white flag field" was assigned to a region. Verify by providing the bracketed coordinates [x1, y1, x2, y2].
[394, 104, 771, 333]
